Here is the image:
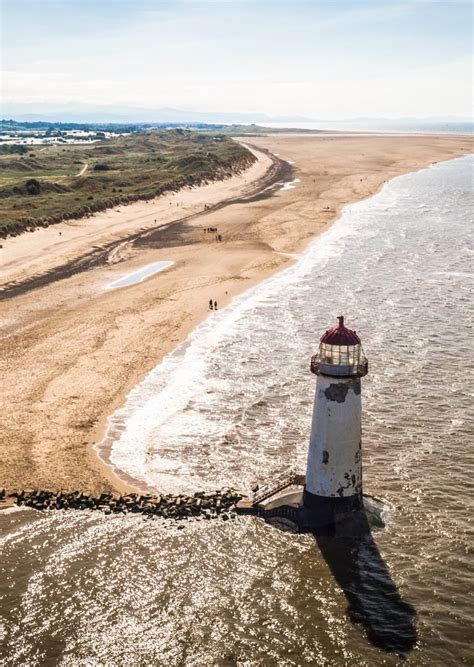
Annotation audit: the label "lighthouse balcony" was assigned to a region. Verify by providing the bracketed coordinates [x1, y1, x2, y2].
[310, 353, 368, 378]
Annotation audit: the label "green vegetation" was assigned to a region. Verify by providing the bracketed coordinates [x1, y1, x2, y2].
[0, 130, 255, 238]
[0, 118, 322, 138]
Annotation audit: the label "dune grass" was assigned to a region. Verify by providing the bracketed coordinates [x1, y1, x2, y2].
[0, 130, 255, 238]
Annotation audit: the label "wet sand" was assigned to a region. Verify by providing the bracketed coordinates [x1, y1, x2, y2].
[0, 133, 470, 495]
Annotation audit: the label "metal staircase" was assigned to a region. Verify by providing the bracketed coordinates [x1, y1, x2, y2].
[252, 469, 299, 504]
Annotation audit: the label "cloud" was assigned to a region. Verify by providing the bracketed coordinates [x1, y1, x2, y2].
[1, 1, 471, 118]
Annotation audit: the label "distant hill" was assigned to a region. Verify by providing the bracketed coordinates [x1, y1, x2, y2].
[2, 105, 470, 133]
[1, 104, 315, 125]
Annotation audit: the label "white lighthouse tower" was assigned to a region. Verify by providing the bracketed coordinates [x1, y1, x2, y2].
[304, 316, 368, 523]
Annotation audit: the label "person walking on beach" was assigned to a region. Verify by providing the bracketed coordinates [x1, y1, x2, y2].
[209, 299, 213, 310]
[214, 300, 218, 310]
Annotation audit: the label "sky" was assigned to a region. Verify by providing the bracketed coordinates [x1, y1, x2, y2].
[1, 0, 472, 119]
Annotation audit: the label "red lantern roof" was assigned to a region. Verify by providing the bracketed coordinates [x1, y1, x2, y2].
[320, 315, 361, 346]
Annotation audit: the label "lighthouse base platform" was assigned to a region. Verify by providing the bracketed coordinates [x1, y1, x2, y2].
[236, 475, 385, 534]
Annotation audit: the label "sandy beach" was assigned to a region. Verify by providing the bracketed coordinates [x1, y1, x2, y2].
[0, 133, 471, 495]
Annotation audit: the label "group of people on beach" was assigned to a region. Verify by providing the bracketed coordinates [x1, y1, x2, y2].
[209, 299, 218, 310]
[204, 227, 223, 242]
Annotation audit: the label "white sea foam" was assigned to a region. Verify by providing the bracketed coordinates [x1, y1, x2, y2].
[103, 156, 473, 495]
[0, 505, 28, 515]
[104, 190, 358, 490]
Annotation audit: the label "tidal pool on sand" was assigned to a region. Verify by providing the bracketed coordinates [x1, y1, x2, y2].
[106, 260, 173, 289]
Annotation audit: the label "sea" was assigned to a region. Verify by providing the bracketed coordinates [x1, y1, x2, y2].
[264, 120, 473, 135]
[1, 155, 472, 666]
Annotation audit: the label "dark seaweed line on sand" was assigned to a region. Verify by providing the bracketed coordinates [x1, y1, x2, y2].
[0, 148, 292, 301]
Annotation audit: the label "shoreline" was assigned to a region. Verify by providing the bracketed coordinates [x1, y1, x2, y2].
[91, 151, 472, 495]
[1, 133, 471, 497]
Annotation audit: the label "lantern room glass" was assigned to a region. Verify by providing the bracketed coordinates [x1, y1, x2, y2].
[320, 343, 361, 367]
[312, 342, 368, 377]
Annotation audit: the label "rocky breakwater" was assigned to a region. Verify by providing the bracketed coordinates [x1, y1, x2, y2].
[1, 488, 244, 523]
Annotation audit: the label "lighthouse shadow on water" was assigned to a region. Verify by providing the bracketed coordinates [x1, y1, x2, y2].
[266, 495, 418, 655]
[313, 511, 417, 656]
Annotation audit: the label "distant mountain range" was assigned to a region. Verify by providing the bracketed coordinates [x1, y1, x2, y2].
[2, 103, 471, 126]
[1, 103, 316, 124]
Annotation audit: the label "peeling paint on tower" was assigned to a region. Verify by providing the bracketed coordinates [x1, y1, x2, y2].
[324, 383, 349, 403]
[304, 315, 368, 516]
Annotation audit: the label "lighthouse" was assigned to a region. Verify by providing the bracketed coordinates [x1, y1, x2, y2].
[235, 314, 371, 532]
[303, 316, 368, 523]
